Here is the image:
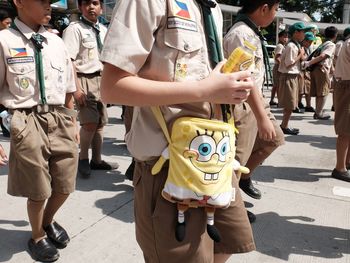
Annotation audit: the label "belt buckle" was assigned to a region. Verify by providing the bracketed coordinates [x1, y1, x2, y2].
[37, 104, 49, 114]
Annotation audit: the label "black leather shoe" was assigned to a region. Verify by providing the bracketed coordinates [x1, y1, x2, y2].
[313, 113, 331, 120]
[298, 102, 305, 109]
[292, 107, 303, 113]
[239, 178, 262, 199]
[331, 169, 350, 182]
[28, 238, 59, 262]
[304, 106, 315, 112]
[280, 126, 299, 135]
[44, 222, 70, 249]
[78, 159, 91, 178]
[247, 210, 256, 223]
[90, 160, 119, 170]
[269, 100, 278, 106]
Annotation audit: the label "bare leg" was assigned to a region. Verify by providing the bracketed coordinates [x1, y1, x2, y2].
[315, 96, 327, 116]
[79, 123, 97, 160]
[281, 109, 292, 129]
[335, 135, 350, 172]
[42, 192, 69, 227]
[305, 93, 312, 108]
[91, 127, 103, 163]
[27, 199, 46, 242]
[241, 145, 277, 180]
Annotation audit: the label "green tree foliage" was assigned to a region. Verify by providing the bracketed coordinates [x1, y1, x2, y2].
[217, 0, 345, 23]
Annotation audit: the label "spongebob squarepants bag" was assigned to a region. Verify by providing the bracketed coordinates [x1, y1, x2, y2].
[150, 106, 249, 242]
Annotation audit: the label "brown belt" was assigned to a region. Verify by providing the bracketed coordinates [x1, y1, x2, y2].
[335, 79, 350, 85]
[76, 71, 101, 78]
[9, 105, 77, 118]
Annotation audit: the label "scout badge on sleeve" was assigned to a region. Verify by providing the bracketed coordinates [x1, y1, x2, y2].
[151, 106, 249, 242]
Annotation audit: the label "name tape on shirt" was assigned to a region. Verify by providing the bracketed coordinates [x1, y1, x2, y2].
[168, 0, 197, 31]
[7, 56, 34, 64]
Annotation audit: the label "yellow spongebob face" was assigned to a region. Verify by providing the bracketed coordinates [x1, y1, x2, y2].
[183, 130, 233, 185]
[166, 117, 236, 195]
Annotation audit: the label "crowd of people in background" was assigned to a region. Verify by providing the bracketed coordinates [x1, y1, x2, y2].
[0, 0, 349, 262]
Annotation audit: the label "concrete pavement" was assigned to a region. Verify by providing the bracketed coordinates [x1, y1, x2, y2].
[0, 94, 349, 263]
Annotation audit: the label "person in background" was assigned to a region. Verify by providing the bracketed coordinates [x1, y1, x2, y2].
[62, 0, 119, 178]
[278, 22, 308, 135]
[299, 32, 316, 113]
[304, 26, 338, 120]
[0, 9, 12, 137]
[1, 0, 79, 261]
[100, 1, 256, 262]
[223, 0, 284, 223]
[332, 29, 350, 182]
[270, 30, 288, 107]
[309, 24, 322, 52]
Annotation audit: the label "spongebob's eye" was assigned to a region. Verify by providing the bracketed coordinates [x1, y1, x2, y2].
[190, 135, 216, 162]
[216, 136, 230, 162]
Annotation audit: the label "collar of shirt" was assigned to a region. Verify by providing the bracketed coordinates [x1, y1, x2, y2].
[81, 16, 100, 28]
[13, 17, 50, 43]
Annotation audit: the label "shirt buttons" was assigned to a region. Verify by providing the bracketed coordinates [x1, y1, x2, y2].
[45, 76, 48, 80]
[20, 68, 24, 73]
[184, 43, 190, 51]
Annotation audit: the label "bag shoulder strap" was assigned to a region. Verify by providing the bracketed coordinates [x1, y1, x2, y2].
[151, 106, 172, 144]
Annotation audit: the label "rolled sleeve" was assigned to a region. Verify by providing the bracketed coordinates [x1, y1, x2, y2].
[62, 25, 80, 61]
[100, 0, 165, 74]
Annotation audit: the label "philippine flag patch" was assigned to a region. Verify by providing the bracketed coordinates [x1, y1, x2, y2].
[174, 0, 191, 19]
[10, 48, 28, 57]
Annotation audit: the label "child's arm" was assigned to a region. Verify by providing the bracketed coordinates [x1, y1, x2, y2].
[101, 62, 254, 106]
[246, 87, 276, 141]
[285, 45, 305, 68]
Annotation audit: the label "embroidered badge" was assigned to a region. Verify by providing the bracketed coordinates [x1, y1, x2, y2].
[19, 77, 30, 89]
[175, 62, 188, 80]
[7, 56, 34, 64]
[10, 48, 27, 57]
[168, 0, 197, 32]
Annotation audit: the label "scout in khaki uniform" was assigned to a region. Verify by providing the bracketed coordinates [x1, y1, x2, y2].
[332, 32, 350, 182]
[0, 0, 78, 261]
[278, 22, 308, 135]
[270, 30, 288, 106]
[100, 0, 256, 262]
[299, 32, 317, 113]
[303, 26, 337, 120]
[62, 0, 118, 178]
[223, 0, 285, 223]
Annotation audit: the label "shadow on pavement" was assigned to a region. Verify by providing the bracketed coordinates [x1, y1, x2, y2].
[101, 136, 130, 158]
[254, 166, 329, 183]
[253, 212, 349, 260]
[0, 220, 30, 262]
[284, 134, 336, 150]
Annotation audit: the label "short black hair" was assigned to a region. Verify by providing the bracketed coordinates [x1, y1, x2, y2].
[324, 26, 338, 39]
[278, 30, 287, 37]
[0, 9, 10, 22]
[78, 0, 103, 6]
[240, 0, 280, 14]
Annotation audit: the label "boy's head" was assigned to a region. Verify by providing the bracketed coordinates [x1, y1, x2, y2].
[302, 32, 316, 48]
[0, 9, 12, 30]
[240, 0, 280, 28]
[278, 30, 288, 45]
[9, 0, 59, 30]
[344, 27, 350, 40]
[289, 22, 310, 42]
[324, 26, 338, 41]
[78, 0, 103, 23]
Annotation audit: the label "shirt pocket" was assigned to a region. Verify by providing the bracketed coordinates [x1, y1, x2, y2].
[82, 37, 97, 62]
[7, 63, 36, 97]
[49, 60, 65, 93]
[164, 30, 204, 81]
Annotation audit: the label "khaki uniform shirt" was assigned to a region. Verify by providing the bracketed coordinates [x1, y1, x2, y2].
[274, 43, 284, 65]
[101, 0, 223, 161]
[335, 38, 350, 81]
[278, 41, 301, 74]
[318, 41, 335, 72]
[223, 21, 264, 92]
[0, 18, 76, 109]
[62, 18, 107, 74]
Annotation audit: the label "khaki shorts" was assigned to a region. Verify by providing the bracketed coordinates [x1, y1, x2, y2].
[234, 100, 285, 166]
[334, 80, 350, 136]
[8, 109, 78, 200]
[272, 64, 280, 88]
[77, 74, 108, 126]
[310, 67, 330, 97]
[278, 73, 299, 110]
[133, 160, 255, 263]
[303, 71, 311, 95]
